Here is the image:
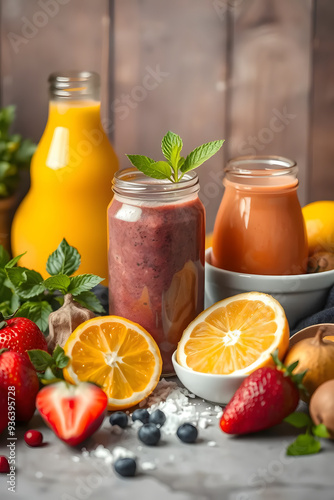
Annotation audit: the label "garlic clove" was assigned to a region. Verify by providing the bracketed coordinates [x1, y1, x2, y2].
[47, 293, 95, 353]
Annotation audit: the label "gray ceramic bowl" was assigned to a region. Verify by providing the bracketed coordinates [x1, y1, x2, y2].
[205, 248, 334, 329]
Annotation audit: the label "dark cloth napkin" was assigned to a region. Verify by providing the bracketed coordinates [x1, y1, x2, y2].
[291, 285, 334, 335]
[94, 284, 334, 336]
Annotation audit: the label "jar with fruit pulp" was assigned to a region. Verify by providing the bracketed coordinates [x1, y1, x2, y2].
[11, 71, 118, 281]
[107, 168, 205, 375]
[212, 156, 308, 275]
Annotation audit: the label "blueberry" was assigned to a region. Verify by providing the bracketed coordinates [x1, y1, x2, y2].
[176, 423, 198, 443]
[138, 423, 161, 446]
[114, 457, 136, 477]
[132, 408, 150, 424]
[149, 409, 166, 427]
[109, 411, 128, 429]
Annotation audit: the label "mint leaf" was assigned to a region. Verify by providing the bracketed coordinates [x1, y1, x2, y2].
[6, 267, 45, 299]
[74, 290, 104, 313]
[17, 301, 52, 333]
[284, 412, 312, 428]
[5, 252, 26, 269]
[16, 270, 45, 299]
[52, 345, 70, 369]
[126, 155, 171, 180]
[313, 424, 331, 439]
[39, 366, 64, 385]
[44, 274, 71, 294]
[28, 349, 53, 371]
[46, 239, 81, 276]
[68, 274, 103, 296]
[181, 140, 224, 173]
[161, 131, 183, 169]
[0, 246, 10, 268]
[5, 266, 26, 287]
[287, 434, 321, 456]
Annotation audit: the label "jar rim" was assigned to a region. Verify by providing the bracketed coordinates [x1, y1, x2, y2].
[48, 71, 100, 100]
[225, 155, 297, 178]
[113, 168, 200, 200]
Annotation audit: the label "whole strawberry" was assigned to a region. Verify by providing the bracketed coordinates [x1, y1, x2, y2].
[0, 349, 39, 422]
[0, 316, 48, 362]
[220, 351, 306, 435]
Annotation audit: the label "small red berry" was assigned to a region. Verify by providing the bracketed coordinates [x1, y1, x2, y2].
[24, 430, 43, 447]
[0, 456, 9, 473]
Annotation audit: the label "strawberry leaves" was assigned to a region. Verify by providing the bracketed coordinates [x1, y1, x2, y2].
[284, 411, 330, 456]
[127, 131, 224, 183]
[270, 349, 307, 393]
[28, 345, 70, 384]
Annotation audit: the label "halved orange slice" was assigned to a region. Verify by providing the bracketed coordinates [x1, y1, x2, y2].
[176, 292, 289, 375]
[63, 316, 162, 410]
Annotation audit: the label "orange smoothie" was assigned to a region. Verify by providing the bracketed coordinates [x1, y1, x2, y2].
[212, 158, 308, 275]
[12, 98, 118, 280]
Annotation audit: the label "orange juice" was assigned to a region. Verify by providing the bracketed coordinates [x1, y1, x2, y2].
[212, 156, 308, 275]
[11, 72, 118, 280]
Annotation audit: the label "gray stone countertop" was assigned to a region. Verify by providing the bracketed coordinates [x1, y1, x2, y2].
[1, 378, 333, 500]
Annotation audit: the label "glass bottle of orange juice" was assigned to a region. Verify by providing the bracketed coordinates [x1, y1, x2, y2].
[11, 71, 118, 280]
[212, 156, 308, 275]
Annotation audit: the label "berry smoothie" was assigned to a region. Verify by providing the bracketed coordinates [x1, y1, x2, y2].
[108, 195, 205, 374]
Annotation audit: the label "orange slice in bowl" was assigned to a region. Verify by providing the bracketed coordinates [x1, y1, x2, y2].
[176, 292, 289, 375]
[63, 316, 162, 410]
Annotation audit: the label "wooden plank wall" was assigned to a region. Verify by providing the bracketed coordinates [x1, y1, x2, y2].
[0, 0, 333, 231]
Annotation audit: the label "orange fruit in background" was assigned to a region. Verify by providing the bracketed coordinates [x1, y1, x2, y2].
[63, 316, 162, 410]
[302, 201, 334, 255]
[176, 292, 289, 375]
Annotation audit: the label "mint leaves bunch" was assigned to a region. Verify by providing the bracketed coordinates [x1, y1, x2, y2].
[284, 412, 330, 456]
[0, 239, 104, 332]
[127, 131, 224, 183]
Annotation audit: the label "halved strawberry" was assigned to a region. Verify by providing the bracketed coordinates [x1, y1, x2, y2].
[36, 381, 108, 446]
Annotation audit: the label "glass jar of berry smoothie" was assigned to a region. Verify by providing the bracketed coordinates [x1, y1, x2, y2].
[107, 168, 205, 375]
[212, 156, 308, 275]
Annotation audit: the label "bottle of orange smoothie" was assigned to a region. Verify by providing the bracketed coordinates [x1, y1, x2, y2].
[212, 156, 308, 275]
[11, 71, 118, 280]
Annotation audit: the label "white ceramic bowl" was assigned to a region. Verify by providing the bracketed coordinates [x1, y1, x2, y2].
[172, 351, 245, 405]
[205, 248, 334, 329]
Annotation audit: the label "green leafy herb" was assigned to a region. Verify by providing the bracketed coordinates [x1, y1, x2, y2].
[127, 131, 224, 183]
[287, 434, 321, 456]
[67, 274, 103, 296]
[28, 346, 70, 384]
[284, 411, 330, 456]
[284, 412, 312, 428]
[46, 238, 81, 276]
[312, 424, 331, 439]
[0, 105, 36, 198]
[0, 239, 104, 333]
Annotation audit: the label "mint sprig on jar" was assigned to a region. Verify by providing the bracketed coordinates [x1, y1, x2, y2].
[126, 131, 224, 183]
[107, 131, 223, 375]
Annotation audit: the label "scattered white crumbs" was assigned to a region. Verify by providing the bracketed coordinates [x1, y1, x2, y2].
[136, 379, 223, 435]
[90, 445, 136, 465]
[35, 472, 43, 479]
[207, 441, 217, 447]
[141, 461, 157, 471]
[71, 456, 80, 463]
